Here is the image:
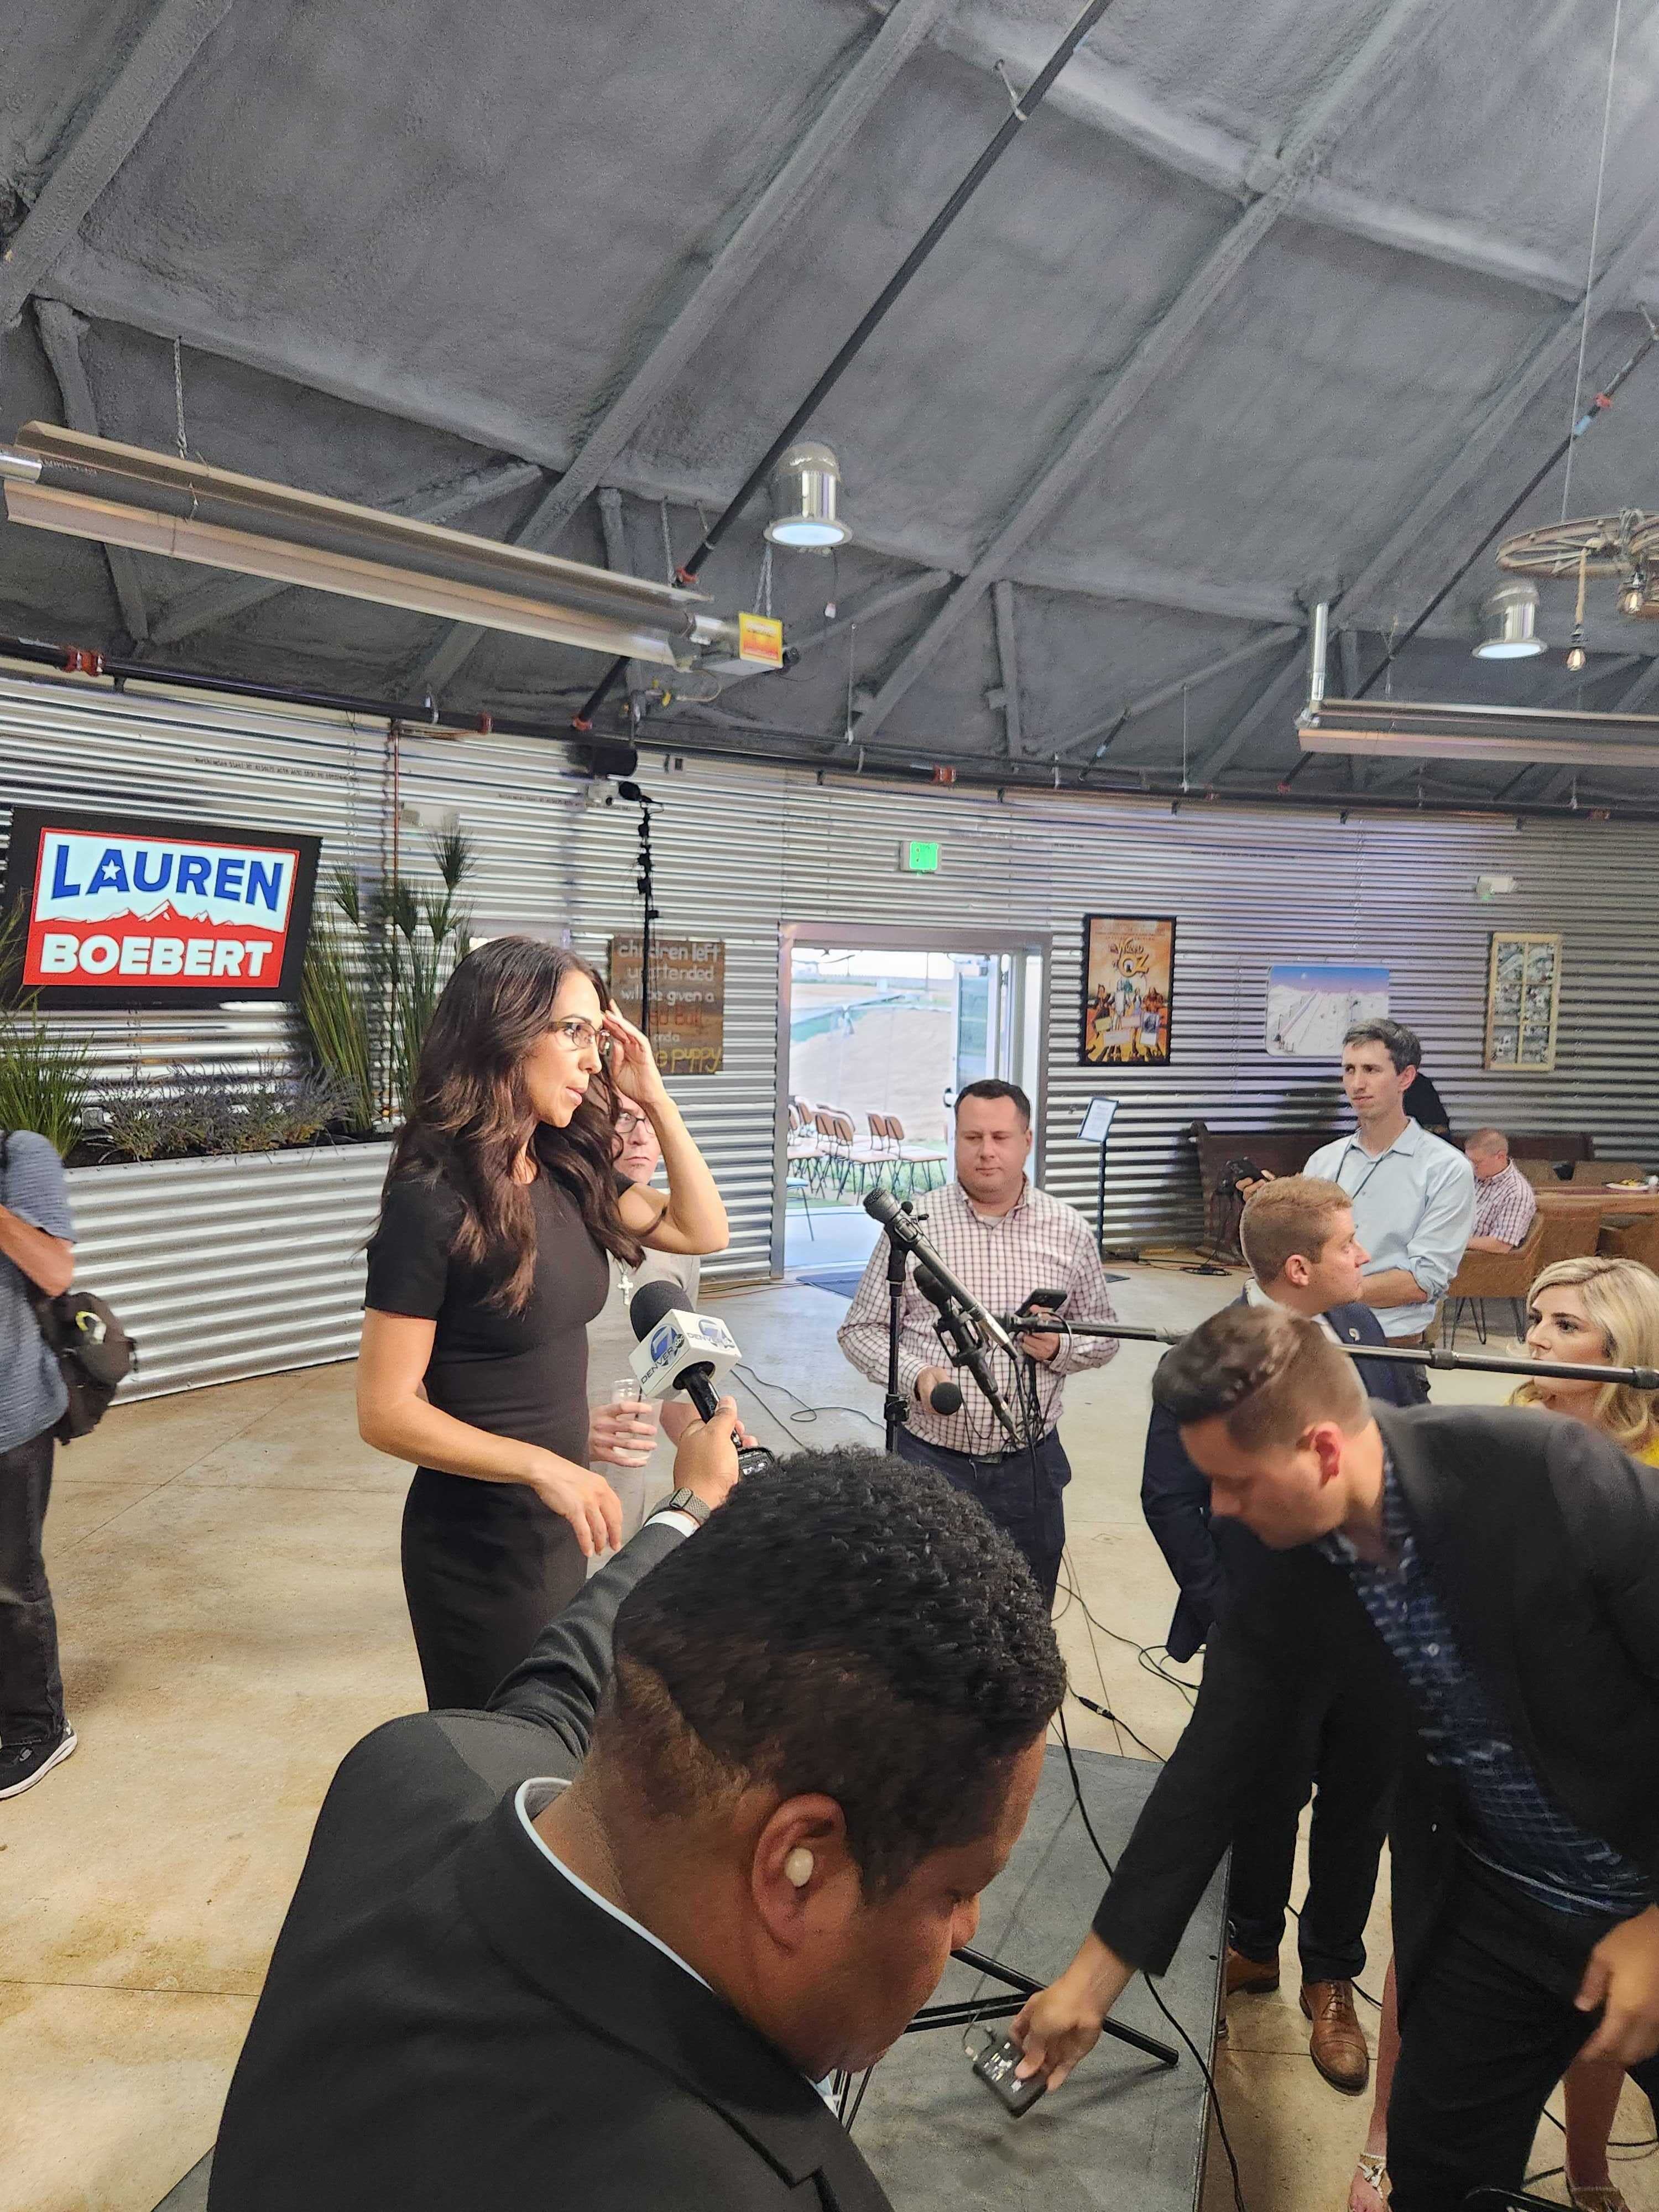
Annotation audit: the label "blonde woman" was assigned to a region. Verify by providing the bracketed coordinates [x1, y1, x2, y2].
[1349, 1255, 1659, 2212]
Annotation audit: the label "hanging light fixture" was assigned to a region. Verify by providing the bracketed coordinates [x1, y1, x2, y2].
[764, 441, 851, 548]
[1473, 580, 1546, 660]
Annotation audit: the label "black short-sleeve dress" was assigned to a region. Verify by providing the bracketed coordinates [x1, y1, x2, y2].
[364, 1166, 613, 1709]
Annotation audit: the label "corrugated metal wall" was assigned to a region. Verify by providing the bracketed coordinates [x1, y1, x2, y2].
[67, 1142, 390, 1397]
[7, 666, 1659, 1327]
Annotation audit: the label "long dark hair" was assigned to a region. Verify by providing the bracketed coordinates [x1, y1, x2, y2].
[385, 936, 644, 1311]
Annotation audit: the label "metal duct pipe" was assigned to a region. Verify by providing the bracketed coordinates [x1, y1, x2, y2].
[1307, 598, 1330, 709]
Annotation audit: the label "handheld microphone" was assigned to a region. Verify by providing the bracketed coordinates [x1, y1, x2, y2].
[927, 1378, 964, 1416]
[914, 1267, 1020, 1447]
[863, 1188, 1017, 1356]
[627, 1281, 777, 1476]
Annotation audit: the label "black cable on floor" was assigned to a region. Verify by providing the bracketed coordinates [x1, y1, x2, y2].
[732, 1360, 884, 1436]
[1056, 1709, 1249, 2212]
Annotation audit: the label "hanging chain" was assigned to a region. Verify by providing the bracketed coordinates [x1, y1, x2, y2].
[1180, 683, 1190, 792]
[843, 622, 857, 744]
[173, 337, 189, 462]
[660, 498, 675, 585]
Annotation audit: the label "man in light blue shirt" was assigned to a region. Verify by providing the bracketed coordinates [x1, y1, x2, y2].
[1303, 1020, 1474, 1345]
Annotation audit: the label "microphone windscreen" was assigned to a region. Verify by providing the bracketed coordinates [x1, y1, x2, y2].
[628, 1277, 685, 1340]
[927, 1379, 964, 1416]
[863, 1187, 902, 1225]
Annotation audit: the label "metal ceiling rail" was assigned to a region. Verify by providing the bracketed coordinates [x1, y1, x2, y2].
[1338, 207, 1659, 629]
[0, 0, 231, 328]
[32, 300, 151, 643]
[851, 0, 1443, 742]
[917, 5, 1612, 307]
[1053, 623, 1302, 763]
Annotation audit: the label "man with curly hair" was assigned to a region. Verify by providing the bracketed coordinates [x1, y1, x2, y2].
[208, 1418, 1066, 2212]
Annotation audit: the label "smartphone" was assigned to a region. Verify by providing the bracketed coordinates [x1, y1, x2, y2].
[1019, 1287, 1070, 1314]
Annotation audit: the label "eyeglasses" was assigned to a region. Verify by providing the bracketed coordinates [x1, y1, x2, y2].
[549, 1017, 613, 1058]
[614, 1110, 648, 1136]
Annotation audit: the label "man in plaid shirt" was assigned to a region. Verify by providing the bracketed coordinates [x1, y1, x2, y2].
[839, 1080, 1119, 1603]
[1464, 1128, 1539, 1254]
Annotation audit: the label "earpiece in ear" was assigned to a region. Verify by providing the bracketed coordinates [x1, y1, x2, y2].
[784, 1847, 815, 1889]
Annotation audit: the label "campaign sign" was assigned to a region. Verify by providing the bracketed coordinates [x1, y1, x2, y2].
[2, 806, 321, 1007]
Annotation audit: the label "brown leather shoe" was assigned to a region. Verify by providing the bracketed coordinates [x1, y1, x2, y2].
[1300, 1979, 1369, 2093]
[1225, 1946, 1280, 1996]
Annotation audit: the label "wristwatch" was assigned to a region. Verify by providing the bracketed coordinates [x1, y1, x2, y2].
[658, 1485, 712, 1527]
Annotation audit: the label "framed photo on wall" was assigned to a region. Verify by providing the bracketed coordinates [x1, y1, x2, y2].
[1484, 931, 1562, 1072]
[1080, 915, 1175, 1066]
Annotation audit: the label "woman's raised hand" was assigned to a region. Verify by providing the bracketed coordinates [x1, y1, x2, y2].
[602, 1002, 669, 1112]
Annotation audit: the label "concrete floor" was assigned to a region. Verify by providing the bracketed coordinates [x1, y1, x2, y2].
[7, 1262, 1657, 2212]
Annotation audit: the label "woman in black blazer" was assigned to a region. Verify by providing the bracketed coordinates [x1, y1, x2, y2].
[358, 936, 728, 1709]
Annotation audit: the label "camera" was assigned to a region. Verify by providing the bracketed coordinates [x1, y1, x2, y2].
[1214, 1156, 1263, 1199]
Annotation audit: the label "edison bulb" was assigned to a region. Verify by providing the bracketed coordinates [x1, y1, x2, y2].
[1566, 644, 1587, 672]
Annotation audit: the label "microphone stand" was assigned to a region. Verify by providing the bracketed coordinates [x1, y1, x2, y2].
[996, 1315, 1659, 1390]
[883, 1223, 911, 1454]
[857, 1217, 1178, 2104]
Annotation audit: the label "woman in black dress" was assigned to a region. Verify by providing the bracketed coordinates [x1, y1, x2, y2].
[357, 936, 728, 1709]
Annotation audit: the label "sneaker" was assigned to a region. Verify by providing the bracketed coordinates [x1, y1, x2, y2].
[0, 1728, 77, 1799]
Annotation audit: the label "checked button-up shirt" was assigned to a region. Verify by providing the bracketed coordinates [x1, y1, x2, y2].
[838, 1178, 1120, 1457]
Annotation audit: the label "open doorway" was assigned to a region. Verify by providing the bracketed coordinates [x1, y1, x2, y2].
[776, 924, 1048, 1276]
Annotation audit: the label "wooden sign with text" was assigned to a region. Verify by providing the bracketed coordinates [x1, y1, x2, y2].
[609, 933, 725, 1076]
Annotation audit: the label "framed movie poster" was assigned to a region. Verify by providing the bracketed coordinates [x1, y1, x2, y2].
[1484, 931, 1561, 1072]
[1080, 915, 1175, 1066]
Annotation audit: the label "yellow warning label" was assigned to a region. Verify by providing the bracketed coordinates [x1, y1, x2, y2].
[737, 612, 785, 667]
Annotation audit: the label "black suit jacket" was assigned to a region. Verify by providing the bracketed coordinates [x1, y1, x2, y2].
[1141, 1298, 1425, 1661]
[208, 1522, 891, 2212]
[1102, 1404, 1659, 2011]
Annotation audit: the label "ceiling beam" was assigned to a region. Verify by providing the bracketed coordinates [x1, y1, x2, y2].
[1339, 203, 1659, 624]
[852, 0, 1441, 740]
[142, 458, 545, 646]
[409, 0, 956, 698]
[1194, 643, 1311, 780]
[921, 6, 1599, 307]
[1053, 623, 1302, 761]
[0, 0, 231, 328]
[1537, 653, 1643, 707]
[990, 581, 1022, 757]
[32, 299, 150, 641]
[1534, 659, 1659, 801]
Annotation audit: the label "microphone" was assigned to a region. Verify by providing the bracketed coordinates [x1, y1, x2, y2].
[914, 1267, 1020, 1448]
[927, 1378, 964, 1416]
[863, 1188, 1017, 1356]
[627, 1281, 777, 1476]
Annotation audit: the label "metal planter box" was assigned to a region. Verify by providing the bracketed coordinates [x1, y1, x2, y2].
[63, 1141, 393, 1400]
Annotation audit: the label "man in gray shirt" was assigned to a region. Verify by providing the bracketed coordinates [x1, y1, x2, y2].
[0, 1128, 78, 1798]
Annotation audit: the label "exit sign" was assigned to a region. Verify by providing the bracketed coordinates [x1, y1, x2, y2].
[899, 839, 941, 874]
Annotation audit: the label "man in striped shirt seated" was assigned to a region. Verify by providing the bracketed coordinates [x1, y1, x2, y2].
[1464, 1128, 1540, 1254]
[838, 1079, 1121, 1605]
